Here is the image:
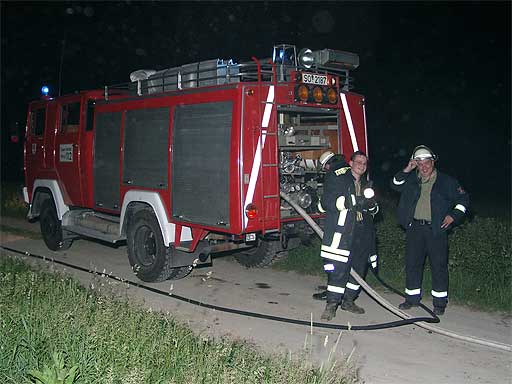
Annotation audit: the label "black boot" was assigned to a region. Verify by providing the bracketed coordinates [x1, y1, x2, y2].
[341, 300, 365, 314]
[321, 302, 338, 321]
[433, 306, 445, 316]
[312, 290, 327, 301]
[398, 301, 418, 310]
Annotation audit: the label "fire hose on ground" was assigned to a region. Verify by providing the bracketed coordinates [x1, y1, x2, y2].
[280, 191, 511, 353]
[1, 195, 510, 352]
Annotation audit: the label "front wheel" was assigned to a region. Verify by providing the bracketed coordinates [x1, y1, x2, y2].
[127, 209, 193, 282]
[40, 199, 72, 251]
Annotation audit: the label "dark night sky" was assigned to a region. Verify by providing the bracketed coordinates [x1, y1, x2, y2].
[1, 1, 510, 208]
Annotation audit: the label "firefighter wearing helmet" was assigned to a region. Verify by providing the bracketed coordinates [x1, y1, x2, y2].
[317, 150, 379, 321]
[391, 145, 470, 315]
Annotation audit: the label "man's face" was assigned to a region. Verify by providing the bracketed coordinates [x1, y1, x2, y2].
[350, 155, 367, 177]
[416, 158, 435, 179]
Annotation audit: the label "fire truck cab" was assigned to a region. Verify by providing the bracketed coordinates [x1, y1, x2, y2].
[23, 44, 368, 282]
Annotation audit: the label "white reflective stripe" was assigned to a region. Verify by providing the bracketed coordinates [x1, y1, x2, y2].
[351, 194, 356, 206]
[330, 232, 342, 249]
[393, 177, 406, 185]
[369, 255, 378, 262]
[321, 251, 349, 263]
[243, 139, 263, 228]
[454, 204, 466, 213]
[405, 288, 421, 296]
[346, 282, 360, 291]
[323, 263, 335, 271]
[431, 290, 448, 298]
[321, 244, 350, 256]
[327, 285, 345, 294]
[261, 85, 274, 128]
[340, 93, 359, 152]
[243, 86, 275, 228]
[335, 196, 346, 211]
[317, 201, 326, 213]
[371, 262, 377, 268]
[337, 209, 347, 226]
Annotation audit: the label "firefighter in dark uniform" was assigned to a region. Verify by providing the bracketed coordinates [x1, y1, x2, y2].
[317, 150, 378, 321]
[391, 145, 469, 315]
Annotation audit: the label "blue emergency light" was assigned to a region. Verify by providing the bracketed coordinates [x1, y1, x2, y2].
[41, 85, 49, 96]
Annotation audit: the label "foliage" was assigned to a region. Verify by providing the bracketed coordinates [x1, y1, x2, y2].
[0, 255, 359, 384]
[28, 352, 79, 384]
[1, 182, 28, 218]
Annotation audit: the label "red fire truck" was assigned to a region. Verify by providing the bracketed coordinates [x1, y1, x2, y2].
[22, 44, 368, 282]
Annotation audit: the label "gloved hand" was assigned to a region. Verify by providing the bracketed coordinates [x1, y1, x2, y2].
[354, 196, 376, 212]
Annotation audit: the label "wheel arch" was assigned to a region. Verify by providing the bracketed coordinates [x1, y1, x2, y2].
[120, 190, 192, 246]
[29, 179, 69, 220]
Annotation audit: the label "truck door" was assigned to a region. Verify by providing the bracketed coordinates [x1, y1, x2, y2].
[25, 103, 47, 197]
[54, 97, 83, 206]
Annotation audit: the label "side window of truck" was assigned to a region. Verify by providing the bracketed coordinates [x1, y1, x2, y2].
[61, 102, 81, 134]
[31, 108, 46, 136]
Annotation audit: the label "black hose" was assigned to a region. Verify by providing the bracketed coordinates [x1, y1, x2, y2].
[1, 245, 439, 331]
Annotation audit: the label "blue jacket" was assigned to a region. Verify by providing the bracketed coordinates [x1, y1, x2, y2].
[390, 169, 469, 236]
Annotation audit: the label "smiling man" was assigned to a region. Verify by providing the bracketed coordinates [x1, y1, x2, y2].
[317, 150, 379, 321]
[391, 145, 470, 315]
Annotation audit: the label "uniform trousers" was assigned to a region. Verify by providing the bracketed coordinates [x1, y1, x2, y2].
[325, 221, 372, 304]
[405, 221, 449, 308]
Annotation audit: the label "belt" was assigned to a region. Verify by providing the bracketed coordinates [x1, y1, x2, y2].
[413, 219, 431, 226]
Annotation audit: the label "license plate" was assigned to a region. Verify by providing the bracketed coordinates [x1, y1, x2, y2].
[302, 73, 328, 86]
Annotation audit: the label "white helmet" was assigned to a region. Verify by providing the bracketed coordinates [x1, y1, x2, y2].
[411, 145, 437, 161]
[319, 151, 335, 168]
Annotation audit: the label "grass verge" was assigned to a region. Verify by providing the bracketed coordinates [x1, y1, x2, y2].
[0, 254, 360, 384]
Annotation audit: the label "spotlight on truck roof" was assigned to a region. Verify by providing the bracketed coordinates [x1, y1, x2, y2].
[312, 49, 360, 70]
[298, 48, 314, 69]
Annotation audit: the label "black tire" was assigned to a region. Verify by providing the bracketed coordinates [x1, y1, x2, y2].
[40, 199, 72, 251]
[127, 209, 193, 282]
[234, 239, 287, 268]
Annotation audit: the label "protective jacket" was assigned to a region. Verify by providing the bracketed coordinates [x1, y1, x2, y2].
[319, 160, 378, 302]
[391, 170, 469, 236]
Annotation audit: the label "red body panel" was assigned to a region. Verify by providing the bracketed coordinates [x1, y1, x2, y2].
[24, 75, 367, 240]
[339, 92, 367, 160]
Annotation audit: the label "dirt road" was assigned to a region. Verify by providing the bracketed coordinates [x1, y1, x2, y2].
[1, 221, 510, 384]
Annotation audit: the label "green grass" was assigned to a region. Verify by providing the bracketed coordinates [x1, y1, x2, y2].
[0, 255, 359, 384]
[277, 202, 511, 313]
[0, 224, 41, 239]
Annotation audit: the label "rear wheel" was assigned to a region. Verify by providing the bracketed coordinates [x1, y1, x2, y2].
[127, 209, 192, 282]
[40, 199, 72, 251]
[234, 239, 287, 268]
